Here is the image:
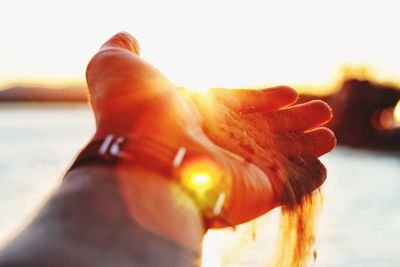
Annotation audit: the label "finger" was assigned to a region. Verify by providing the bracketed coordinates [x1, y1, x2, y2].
[211, 86, 298, 113]
[264, 100, 333, 133]
[282, 156, 327, 205]
[303, 127, 336, 157]
[281, 127, 336, 157]
[100, 32, 140, 55]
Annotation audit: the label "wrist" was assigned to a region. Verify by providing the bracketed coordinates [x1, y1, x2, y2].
[73, 133, 235, 229]
[76, 164, 206, 250]
[68, 133, 231, 247]
[116, 165, 206, 250]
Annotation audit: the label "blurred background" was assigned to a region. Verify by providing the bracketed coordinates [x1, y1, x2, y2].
[0, 0, 399, 266]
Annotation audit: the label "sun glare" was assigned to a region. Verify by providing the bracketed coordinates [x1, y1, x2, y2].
[179, 158, 222, 193]
[191, 173, 212, 186]
[185, 86, 211, 93]
[394, 100, 400, 125]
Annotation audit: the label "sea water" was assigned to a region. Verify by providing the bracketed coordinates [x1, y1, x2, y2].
[0, 104, 399, 266]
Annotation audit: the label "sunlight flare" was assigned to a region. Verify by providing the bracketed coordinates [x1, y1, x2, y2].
[179, 158, 222, 193]
[394, 99, 400, 125]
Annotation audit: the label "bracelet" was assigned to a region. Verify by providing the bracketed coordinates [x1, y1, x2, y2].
[68, 134, 234, 230]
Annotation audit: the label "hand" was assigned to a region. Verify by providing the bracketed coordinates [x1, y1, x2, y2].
[86, 32, 336, 229]
[191, 87, 336, 210]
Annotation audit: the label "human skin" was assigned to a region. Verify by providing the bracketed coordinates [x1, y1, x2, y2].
[0, 32, 335, 267]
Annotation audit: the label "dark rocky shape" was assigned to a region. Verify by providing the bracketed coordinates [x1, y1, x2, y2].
[0, 86, 88, 102]
[299, 79, 400, 151]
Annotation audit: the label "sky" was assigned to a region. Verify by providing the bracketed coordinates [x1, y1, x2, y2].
[1, 0, 400, 93]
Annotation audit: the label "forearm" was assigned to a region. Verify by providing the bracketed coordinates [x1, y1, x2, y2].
[0, 165, 204, 267]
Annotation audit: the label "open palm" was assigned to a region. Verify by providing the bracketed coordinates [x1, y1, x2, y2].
[87, 32, 336, 228]
[191, 87, 335, 207]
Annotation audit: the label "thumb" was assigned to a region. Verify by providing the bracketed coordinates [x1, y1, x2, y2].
[86, 32, 174, 112]
[100, 31, 140, 55]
